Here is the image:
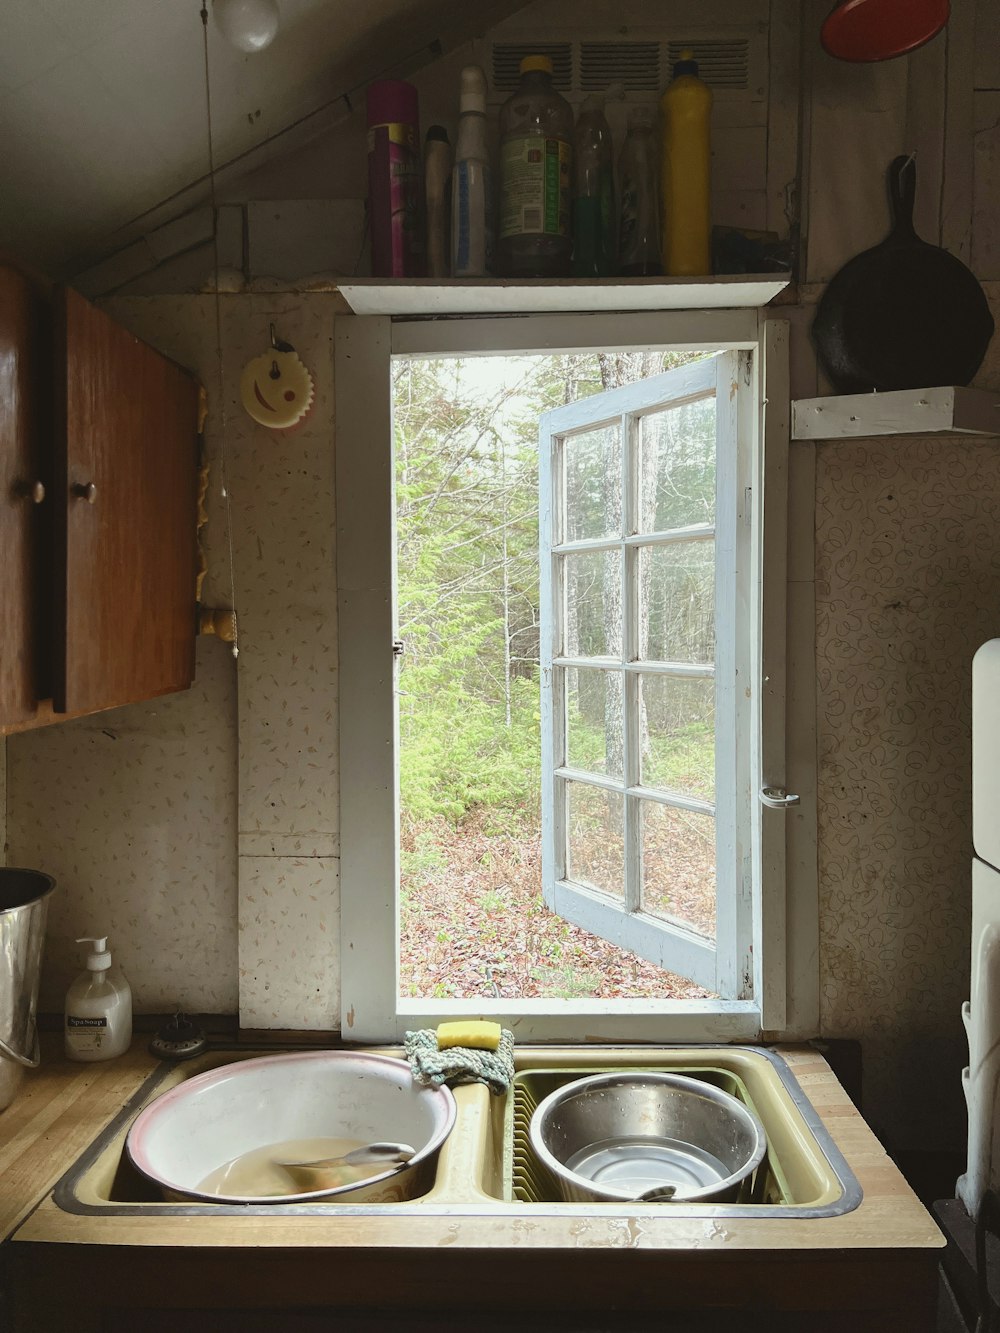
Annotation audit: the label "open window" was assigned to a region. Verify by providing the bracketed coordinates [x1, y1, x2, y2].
[539, 355, 750, 999]
[336, 311, 807, 1043]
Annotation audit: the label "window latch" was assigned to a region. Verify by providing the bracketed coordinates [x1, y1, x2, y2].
[392, 639, 405, 657]
[760, 786, 800, 809]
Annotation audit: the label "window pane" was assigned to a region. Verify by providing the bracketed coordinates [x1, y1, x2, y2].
[564, 424, 621, 542]
[638, 541, 714, 663]
[639, 397, 716, 532]
[565, 780, 624, 901]
[561, 549, 622, 659]
[564, 667, 623, 780]
[638, 673, 715, 801]
[640, 799, 716, 939]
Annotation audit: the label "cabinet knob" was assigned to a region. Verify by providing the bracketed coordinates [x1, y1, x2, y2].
[72, 481, 97, 504]
[14, 480, 45, 504]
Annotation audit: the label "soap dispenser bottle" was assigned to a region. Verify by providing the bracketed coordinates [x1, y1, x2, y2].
[64, 935, 133, 1061]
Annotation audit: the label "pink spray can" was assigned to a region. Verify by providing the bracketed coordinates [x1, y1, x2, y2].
[366, 79, 424, 277]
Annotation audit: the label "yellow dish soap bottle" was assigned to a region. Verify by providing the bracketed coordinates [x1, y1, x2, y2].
[659, 50, 712, 276]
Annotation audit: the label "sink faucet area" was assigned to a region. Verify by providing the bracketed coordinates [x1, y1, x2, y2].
[1, 1035, 942, 1332]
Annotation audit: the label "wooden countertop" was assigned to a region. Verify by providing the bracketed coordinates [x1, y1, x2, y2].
[1, 1035, 943, 1257]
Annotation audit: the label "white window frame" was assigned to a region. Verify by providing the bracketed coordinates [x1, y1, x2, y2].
[335, 310, 814, 1044]
[538, 355, 749, 998]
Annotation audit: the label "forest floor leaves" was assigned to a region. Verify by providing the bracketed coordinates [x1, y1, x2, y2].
[399, 809, 714, 1001]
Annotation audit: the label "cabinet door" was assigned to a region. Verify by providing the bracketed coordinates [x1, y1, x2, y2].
[0, 268, 51, 726]
[54, 288, 199, 715]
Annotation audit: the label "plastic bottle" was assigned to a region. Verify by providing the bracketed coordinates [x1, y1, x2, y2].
[366, 79, 423, 277]
[572, 94, 615, 278]
[659, 50, 713, 276]
[497, 55, 574, 278]
[64, 935, 132, 1061]
[423, 125, 452, 279]
[618, 105, 662, 276]
[451, 65, 493, 278]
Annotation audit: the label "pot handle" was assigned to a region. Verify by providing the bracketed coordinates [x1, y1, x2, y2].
[888, 154, 917, 239]
[0, 1029, 40, 1069]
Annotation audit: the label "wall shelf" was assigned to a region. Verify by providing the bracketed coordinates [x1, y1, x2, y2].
[335, 273, 791, 317]
[791, 386, 1000, 440]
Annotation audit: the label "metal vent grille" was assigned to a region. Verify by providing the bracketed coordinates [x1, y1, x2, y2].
[579, 41, 660, 91]
[666, 40, 750, 90]
[491, 42, 573, 92]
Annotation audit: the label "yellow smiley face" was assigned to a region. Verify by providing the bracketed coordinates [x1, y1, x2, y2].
[240, 349, 315, 429]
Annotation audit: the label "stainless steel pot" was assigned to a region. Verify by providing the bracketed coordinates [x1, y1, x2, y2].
[0, 868, 55, 1112]
[529, 1070, 766, 1203]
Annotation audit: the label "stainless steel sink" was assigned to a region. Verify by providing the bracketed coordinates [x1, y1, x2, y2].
[52, 1045, 861, 1220]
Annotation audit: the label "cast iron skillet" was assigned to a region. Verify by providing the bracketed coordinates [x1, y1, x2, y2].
[811, 154, 994, 394]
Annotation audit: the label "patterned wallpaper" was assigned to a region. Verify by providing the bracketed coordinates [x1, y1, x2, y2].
[815, 287, 1000, 1150]
[816, 436, 1000, 1150]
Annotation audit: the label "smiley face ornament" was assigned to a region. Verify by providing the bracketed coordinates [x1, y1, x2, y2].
[239, 326, 315, 430]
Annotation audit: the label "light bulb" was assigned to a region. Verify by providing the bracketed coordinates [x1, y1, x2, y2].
[212, 0, 279, 53]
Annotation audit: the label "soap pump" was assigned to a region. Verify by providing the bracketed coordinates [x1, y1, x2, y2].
[64, 935, 133, 1062]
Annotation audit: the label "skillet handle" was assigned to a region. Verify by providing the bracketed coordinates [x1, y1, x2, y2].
[888, 155, 917, 240]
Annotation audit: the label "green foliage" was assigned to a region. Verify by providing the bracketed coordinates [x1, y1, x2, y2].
[392, 350, 718, 827]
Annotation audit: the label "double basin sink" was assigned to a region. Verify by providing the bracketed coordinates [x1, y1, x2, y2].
[53, 1044, 861, 1220]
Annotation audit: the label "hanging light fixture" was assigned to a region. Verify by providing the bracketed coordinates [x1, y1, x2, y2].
[212, 0, 280, 53]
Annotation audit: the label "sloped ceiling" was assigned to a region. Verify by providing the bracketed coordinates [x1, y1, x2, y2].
[0, 0, 526, 277]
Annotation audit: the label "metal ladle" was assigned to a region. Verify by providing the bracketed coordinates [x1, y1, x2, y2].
[276, 1140, 416, 1190]
[634, 1184, 678, 1202]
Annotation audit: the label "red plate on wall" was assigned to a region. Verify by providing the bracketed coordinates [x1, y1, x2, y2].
[821, 0, 950, 62]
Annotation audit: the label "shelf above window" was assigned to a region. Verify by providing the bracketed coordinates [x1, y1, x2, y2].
[335, 273, 791, 317]
[791, 386, 1000, 440]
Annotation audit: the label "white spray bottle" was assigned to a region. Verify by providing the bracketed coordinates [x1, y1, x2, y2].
[64, 935, 133, 1061]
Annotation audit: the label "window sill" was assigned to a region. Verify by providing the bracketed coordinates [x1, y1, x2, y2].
[791, 385, 1000, 440]
[335, 273, 792, 317]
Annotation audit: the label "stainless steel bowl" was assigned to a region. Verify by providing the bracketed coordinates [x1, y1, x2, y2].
[528, 1071, 766, 1203]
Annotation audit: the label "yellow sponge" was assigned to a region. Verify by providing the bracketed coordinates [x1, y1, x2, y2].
[436, 1020, 502, 1051]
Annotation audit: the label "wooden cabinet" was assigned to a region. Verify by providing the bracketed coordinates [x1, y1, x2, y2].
[1, 271, 200, 732]
[0, 268, 51, 727]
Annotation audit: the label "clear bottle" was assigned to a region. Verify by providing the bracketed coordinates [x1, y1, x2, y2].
[64, 935, 132, 1062]
[451, 65, 493, 278]
[497, 55, 574, 278]
[572, 94, 615, 278]
[424, 125, 452, 279]
[618, 105, 662, 276]
[659, 50, 713, 276]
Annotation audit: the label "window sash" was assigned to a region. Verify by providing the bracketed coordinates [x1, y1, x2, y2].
[538, 356, 745, 995]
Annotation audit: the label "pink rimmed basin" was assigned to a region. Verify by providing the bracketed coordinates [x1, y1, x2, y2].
[125, 1050, 456, 1205]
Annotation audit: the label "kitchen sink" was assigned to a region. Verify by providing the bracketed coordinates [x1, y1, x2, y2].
[51, 1045, 861, 1220]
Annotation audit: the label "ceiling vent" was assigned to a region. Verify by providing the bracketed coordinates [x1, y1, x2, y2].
[580, 41, 661, 92]
[486, 32, 762, 105]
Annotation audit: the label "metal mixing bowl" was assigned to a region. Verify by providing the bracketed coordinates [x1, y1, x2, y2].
[528, 1071, 766, 1203]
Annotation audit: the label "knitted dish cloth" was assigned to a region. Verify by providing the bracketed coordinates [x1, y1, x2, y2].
[404, 1027, 515, 1095]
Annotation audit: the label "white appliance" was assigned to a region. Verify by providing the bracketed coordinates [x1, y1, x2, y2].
[958, 639, 1000, 1217]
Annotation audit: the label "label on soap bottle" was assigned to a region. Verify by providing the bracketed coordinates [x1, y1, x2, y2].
[66, 1013, 109, 1053]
